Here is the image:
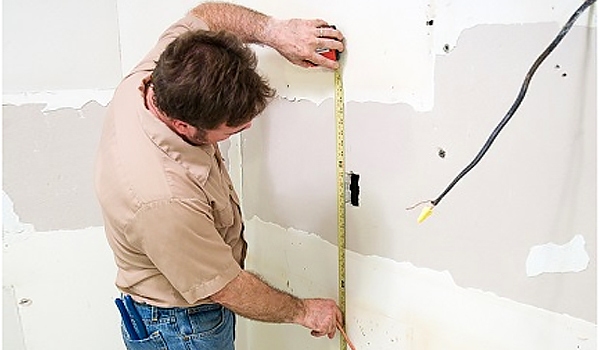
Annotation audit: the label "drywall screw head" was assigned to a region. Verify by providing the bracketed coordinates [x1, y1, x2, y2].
[438, 148, 446, 159]
[18, 298, 33, 307]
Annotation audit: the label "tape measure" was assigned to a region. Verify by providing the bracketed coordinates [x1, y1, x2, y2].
[334, 68, 348, 350]
[320, 29, 347, 349]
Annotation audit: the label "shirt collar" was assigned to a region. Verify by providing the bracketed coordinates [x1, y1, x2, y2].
[137, 77, 216, 185]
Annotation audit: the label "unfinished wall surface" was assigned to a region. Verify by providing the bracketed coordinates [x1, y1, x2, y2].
[238, 0, 597, 349]
[2, 0, 124, 349]
[3, 1, 596, 350]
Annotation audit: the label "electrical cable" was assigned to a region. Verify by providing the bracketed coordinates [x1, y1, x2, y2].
[411, 0, 596, 222]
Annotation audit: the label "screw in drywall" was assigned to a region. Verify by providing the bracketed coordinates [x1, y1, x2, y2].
[18, 298, 33, 307]
[438, 148, 446, 159]
[426, 19, 434, 26]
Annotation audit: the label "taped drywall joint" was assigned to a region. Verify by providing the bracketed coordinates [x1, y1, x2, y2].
[2, 89, 115, 112]
[3, 191, 35, 237]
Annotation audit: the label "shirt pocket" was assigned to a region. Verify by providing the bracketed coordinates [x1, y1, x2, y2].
[212, 201, 234, 229]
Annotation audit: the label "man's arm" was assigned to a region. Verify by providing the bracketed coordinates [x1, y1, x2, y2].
[190, 2, 344, 69]
[210, 270, 343, 338]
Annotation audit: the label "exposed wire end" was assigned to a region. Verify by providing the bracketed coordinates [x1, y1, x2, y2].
[406, 200, 435, 223]
[405, 200, 433, 211]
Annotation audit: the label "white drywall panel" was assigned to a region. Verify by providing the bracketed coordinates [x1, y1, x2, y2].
[116, 0, 199, 75]
[3, 286, 27, 350]
[4, 191, 121, 350]
[2, 0, 122, 92]
[3, 224, 124, 350]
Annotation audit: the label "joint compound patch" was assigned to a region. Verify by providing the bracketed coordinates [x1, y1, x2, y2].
[526, 235, 590, 277]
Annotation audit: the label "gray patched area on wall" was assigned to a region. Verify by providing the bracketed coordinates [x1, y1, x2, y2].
[242, 23, 596, 322]
[3, 102, 106, 231]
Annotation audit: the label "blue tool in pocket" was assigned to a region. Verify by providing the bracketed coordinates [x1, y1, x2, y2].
[115, 295, 148, 340]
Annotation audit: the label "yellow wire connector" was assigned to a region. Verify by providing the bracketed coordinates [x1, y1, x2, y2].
[417, 205, 434, 223]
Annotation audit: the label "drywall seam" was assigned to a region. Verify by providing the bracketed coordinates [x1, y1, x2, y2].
[225, 134, 245, 200]
[3, 286, 27, 350]
[526, 234, 590, 277]
[244, 215, 596, 350]
[2, 89, 115, 112]
[3, 191, 36, 239]
[114, 0, 125, 79]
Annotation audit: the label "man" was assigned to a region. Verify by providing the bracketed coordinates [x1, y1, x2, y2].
[94, 2, 345, 349]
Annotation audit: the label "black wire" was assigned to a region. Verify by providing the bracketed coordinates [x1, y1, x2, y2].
[431, 0, 596, 207]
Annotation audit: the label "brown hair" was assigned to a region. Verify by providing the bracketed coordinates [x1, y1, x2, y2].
[151, 30, 275, 130]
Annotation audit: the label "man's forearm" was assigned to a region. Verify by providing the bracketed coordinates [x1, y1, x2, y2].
[210, 270, 306, 324]
[189, 1, 344, 69]
[190, 2, 272, 45]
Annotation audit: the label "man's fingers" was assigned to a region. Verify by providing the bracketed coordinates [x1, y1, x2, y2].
[310, 52, 339, 70]
[316, 37, 344, 53]
[328, 330, 336, 339]
[312, 18, 329, 29]
[311, 330, 326, 337]
[317, 26, 344, 42]
[336, 307, 344, 327]
[310, 327, 336, 339]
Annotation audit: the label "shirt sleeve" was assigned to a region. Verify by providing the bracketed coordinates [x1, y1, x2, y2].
[128, 14, 210, 76]
[126, 198, 242, 304]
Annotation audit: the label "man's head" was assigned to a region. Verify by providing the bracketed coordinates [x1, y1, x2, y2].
[151, 29, 275, 144]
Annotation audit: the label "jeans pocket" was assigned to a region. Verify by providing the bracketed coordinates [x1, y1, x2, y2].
[188, 306, 234, 350]
[123, 327, 168, 350]
[188, 305, 228, 337]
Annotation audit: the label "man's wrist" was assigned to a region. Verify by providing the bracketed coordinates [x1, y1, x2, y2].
[256, 17, 281, 48]
[291, 297, 307, 325]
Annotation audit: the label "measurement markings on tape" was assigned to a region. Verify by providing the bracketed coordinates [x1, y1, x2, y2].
[334, 68, 348, 350]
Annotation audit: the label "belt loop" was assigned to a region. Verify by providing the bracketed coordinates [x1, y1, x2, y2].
[152, 305, 158, 322]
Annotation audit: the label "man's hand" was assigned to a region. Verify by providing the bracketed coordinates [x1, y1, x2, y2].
[264, 18, 345, 70]
[296, 298, 344, 338]
[210, 271, 344, 338]
[191, 2, 344, 70]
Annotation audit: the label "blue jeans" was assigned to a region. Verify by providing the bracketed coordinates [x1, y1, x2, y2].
[120, 301, 235, 350]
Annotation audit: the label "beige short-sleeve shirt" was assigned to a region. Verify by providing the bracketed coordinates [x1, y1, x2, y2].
[94, 14, 246, 307]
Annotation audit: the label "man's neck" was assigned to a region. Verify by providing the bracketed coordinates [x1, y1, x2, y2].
[145, 85, 174, 127]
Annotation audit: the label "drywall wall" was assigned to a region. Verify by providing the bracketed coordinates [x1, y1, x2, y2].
[3, 0, 124, 348]
[117, 0, 596, 109]
[2, 102, 123, 350]
[238, 218, 595, 350]
[2, 0, 596, 350]
[238, 1, 597, 349]
[242, 22, 596, 322]
[3, 197, 122, 350]
[2, 0, 122, 92]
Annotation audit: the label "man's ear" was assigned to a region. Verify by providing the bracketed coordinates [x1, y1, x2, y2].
[170, 119, 194, 135]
